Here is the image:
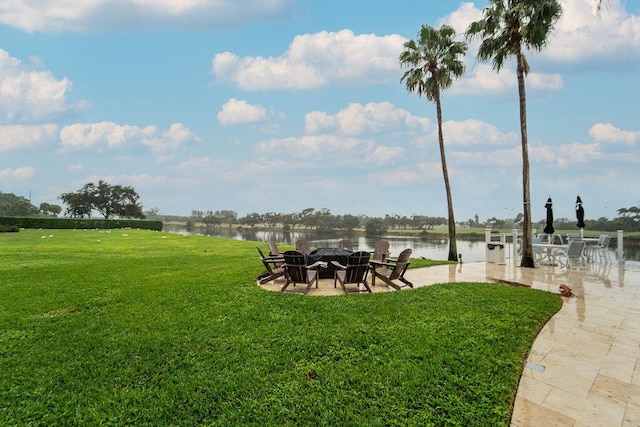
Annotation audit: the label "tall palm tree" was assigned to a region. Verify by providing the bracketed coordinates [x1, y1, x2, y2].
[466, 0, 562, 268]
[399, 25, 467, 262]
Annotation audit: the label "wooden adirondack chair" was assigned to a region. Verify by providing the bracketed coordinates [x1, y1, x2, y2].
[370, 240, 390, 262]
[337, 239, 353, 250]
[256, 247, 285, 284]
[281, 250, 322, 295]
[370, 248, 413, 290]
[295, 239, 311, 255]
[331, 251, 371, 294]
[268, 240, 283, 257]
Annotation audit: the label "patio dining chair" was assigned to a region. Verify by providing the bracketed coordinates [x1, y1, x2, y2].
[281, 250, 322, 295]
[592, 234, 612, 264]
[370, 248, 413, 290]
[332, 251, 371, 294]
[553, 240, 586, 268]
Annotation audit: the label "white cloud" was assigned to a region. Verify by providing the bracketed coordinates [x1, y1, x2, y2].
[142, 123, 201, 153]
[369, 146, 405, 165]
[82, 173, 171, 189]
[441, 119, 518, 146]
[452, 62, 564, 95]
[210, 0, 636, 95]
[589, 123, 639, 144]
[60, 121, 200, 153]
[172, 156, 213, 174]
[212, 30, 406, 90]
[257, 134, 372, 160]
[244, 158, 299, 174]
[305, 101, 431, 136]
[171, 157, 241, 180]
[453, 146, 522, 167]
[556, 142, 603, 166]
[451, 63, 514, 95]
[444, 0, 640, 70]
[439, 0, 640, 95]
[545, 0, 640, 63]
[368, 162, 443, 186]
[0, 49, 87, 123]
[218, 98, 266, 126]
[60, 122, 155, 150]
[0, 124, 58, 151]
[0, 166, 36, 181]
[532, 142, 603, 167]
[527, 73, 564, 90]
[368, 168, 425, 186]
[0, 0, 298, 32]
[436, 1, 482, 33]
[412, 119, 517, 147]
[453, 139, 605, 170]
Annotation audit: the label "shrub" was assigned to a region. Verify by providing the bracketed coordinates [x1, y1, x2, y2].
[0, 216, 162, 231]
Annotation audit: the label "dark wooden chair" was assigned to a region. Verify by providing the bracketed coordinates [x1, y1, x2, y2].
[268, 240, 283, 257]
[370, 248, 413, 290]
[332, 251, 371, 294]
[256, 247, 285, 284]
[281, 250, 322, 295]
[295, 239, 311, 255]
[370, 240, 390, 262]
[337, 239, 353, 250]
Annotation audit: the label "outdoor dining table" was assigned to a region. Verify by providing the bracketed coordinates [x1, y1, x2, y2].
[532, 242, 567, 266]
[307, 247, 353, 279]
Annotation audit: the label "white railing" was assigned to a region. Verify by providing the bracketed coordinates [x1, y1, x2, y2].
[489, 228, 626, 266]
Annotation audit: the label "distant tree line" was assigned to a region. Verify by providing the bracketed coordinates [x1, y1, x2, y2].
[173, 206, 640, 234]
[184, 208, 450, 234]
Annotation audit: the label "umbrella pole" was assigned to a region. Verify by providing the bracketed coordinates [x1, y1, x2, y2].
[580, 228, 584, 239]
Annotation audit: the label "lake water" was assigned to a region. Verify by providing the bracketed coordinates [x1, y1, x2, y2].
[164, 225, 634, 262]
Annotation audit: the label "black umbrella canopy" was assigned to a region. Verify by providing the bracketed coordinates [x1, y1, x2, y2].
[543, 197, 555, 235]
[576, 195, 585, 228]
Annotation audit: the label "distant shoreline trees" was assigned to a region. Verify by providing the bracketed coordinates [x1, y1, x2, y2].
[173, 206, 640, 234]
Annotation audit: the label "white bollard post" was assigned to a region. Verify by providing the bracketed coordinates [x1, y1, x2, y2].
[512, 229, 518, 265]
[617, 230, 624, 264]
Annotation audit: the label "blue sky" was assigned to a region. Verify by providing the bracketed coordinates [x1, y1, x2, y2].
[1, 0, 639, 224]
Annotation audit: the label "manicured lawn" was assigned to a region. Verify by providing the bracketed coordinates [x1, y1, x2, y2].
[0, 229, 561, 426]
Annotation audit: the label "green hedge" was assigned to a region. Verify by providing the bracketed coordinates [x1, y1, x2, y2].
[0, 216, 162, 231]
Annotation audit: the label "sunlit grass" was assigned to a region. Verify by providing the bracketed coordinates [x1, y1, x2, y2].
[0, 229, 561, 426]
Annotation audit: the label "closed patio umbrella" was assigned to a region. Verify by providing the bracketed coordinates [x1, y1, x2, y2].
[576, 195, 585, 238]
[543, 197, 554, 235]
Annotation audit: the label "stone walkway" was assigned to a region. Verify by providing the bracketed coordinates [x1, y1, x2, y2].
[259, 260, 640, 426]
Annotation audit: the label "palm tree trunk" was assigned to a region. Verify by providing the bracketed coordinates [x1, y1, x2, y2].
[517, 52, 535, 268]
[435, 87, 458, 261]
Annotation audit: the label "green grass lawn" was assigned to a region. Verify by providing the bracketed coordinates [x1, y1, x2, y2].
[0, 229, 561, 426]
